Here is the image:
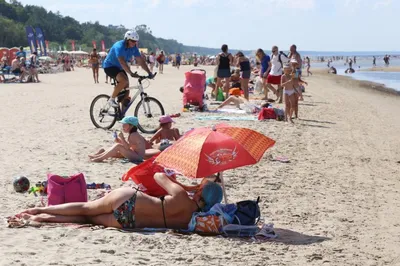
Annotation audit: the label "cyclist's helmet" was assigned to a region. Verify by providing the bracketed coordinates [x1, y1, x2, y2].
[124, 30, 139, 42]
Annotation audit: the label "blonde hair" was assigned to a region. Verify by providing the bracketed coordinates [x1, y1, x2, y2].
[256, 48, 266, 62]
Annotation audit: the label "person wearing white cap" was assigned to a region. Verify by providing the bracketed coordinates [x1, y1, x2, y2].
[88, 116, 146, 162]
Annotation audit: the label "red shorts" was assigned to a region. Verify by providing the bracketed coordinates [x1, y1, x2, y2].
[266, 74, 281, 85]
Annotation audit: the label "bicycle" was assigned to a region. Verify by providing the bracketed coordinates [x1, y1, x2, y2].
[89, 72, 165, 134]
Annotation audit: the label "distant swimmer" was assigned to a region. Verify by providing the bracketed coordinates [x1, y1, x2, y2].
[328, 66, 337, 74]
[345, 68, 355, 74]
[373, 56, 376, 67]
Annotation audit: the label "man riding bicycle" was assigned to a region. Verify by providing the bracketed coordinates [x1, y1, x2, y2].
[103, 30, 154, 108]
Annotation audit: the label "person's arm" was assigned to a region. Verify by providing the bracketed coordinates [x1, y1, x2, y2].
[149, 130, 162, 144]
[298, 77, 308, 85]
[136, 55, 152, 74]
[118, 132, 131, 149]
[154, 173, 188, 197]
[117, 56, 134, 76]
[265, 56, 271, 76]
[173, 128, 181, 141]
[281, 76, 292, 87]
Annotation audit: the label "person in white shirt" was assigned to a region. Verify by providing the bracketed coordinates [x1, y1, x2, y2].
[149, 52, 155, 73]
[266, 46, 286, 103]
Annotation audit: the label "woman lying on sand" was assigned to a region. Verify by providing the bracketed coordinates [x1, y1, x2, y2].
[88, 116, 148, 162]
[17, 174, 223, 229]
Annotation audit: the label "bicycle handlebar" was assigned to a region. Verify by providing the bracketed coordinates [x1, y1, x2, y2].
[131, 72, 157, 82]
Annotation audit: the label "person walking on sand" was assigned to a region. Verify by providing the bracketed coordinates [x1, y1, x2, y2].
[89, 48, 100, 83]
[175, 53, 181, 70]
[266, 46, 286, 103]
[157, 51, 165, 74]
[305, 56, 312, 76]
[288, 44, 302, 77]
[256, 48, 274, 100]
[235, 51, 251, 100]
[216, 44, 234, 99]
[148, 52, 155, 72]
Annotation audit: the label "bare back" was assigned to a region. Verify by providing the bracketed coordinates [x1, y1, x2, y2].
[128, 132, 146, 158]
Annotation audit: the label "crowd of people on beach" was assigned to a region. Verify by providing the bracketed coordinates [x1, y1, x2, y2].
[0, 47, 40, 83]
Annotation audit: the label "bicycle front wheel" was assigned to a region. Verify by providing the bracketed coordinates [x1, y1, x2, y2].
[90, 94, 118, 129]
[134, 97, 165, 134]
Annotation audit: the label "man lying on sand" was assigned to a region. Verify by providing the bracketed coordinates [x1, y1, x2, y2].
[16, 174, 223, 230]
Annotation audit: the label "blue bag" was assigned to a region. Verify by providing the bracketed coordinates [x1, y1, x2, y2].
[232, 197, 261, 226]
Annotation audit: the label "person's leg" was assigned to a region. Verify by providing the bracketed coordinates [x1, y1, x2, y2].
[91, 143, 140, 162]
[96, 67, 99, 83]
[20, 187, 136, 218]
[293, 93, 299, 119]
[35, 69, 39, 82]
[242, 78, 249, 100]
[216, 96, 239, 109]
[284, 92, 290, 122]
[224, 77, 230, 99]
[262, 78, 269, 100]
[266, 83, 277, 95]
[92, 67, 96, 83]
[277, 85, 283, 103]
[111, 72, 129, 99]
[288, 93, 296, 123]
[88, 148, 105, 158]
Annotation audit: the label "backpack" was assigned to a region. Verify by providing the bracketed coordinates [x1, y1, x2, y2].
[47, 173, 88, 206]
[272, 52, 289, 71]
[232, 197, 261, 225]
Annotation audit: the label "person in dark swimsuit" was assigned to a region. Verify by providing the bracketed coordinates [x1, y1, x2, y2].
[90, 48, 100, 83]
[17, 173, 223, 230]
[235, 51, 251, 100]
[216, 44, 234, 99]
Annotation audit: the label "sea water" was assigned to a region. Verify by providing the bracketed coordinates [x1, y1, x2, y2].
[312, 58, 400, 92]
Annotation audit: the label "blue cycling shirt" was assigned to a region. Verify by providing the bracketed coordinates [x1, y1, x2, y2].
[103, 40, 140, 69]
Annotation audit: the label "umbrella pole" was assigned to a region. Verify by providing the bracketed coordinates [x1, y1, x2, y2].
[219, 172, 228, 204]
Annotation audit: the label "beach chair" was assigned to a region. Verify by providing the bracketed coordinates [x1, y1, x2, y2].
[183, 69, 206, 109]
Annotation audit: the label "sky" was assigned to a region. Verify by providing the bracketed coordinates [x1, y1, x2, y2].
[17, 0, 399, 51]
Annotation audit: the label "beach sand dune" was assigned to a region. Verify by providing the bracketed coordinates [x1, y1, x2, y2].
[1, 65, 400, 266]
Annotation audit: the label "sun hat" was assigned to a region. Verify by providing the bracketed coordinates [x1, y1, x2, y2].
[290, 58, 298, 64]
[283, 64, 292, 69]
[201, 182, 223, 211]
[159, 115, 174, 124]
[119, 116, 138, 126]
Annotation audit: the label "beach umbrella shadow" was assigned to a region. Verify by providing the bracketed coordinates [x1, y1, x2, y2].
[271, 228, 330, 245]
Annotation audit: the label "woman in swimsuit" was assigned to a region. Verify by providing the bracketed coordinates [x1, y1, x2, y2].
[235, 51, 251, 100]
[289, 59, 308, 119]
[88, 116, 145, 162]
[305, 57, 312, 76]
[148, 115, 181, 150]
[216, 44, 234, 99]
[17, 174, 223, 230]
[89, 48, 100, 83]
[281, 64, 297, 123]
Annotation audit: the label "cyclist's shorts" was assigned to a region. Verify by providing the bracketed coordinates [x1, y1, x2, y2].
[104, 67, 127, 79]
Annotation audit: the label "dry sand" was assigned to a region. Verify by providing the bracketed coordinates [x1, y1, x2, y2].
[1, 65, 400, 266]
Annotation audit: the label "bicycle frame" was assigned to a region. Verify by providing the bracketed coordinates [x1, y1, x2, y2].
[119, 80, 153, 117]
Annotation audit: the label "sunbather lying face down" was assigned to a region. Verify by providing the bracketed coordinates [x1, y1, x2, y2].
[17, 173, 223, 230]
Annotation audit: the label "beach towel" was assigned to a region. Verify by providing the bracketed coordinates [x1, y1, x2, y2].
[195, 116, 258, 121]
[215, 108, 247, 114]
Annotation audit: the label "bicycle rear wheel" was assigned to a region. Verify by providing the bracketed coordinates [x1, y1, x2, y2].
[134, 96, 165, 134]
[90, 94, 118, 129]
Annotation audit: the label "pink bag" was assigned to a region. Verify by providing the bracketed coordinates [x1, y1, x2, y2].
[183, 69, 206, 108]
[47, 173, 88, 206]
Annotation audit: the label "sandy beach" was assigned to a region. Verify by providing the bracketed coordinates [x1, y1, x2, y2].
[1, 65, 400, 266]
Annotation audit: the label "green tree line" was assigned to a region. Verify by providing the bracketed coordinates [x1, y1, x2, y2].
[0, 0, 250, 55]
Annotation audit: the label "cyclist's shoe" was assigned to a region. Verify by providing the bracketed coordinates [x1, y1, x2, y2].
[108, 98, 119, 108]
[148, 72, 155, 79]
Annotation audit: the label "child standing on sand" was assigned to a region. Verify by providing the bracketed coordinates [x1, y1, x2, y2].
[281, 64, 297, 123]
[289, 59, 308, 119]
[89, 116, 146, 162]
[149, 115, 181, 147]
